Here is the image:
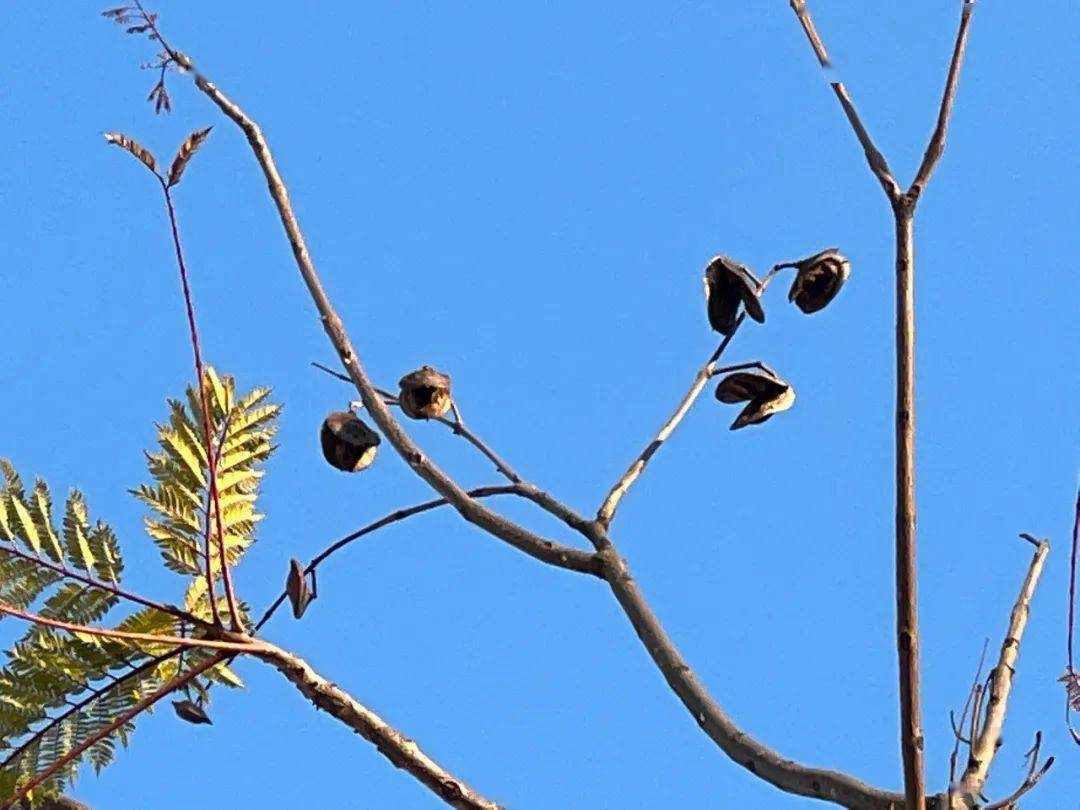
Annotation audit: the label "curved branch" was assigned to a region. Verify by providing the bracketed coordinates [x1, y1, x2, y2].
[253, 485, 532, 631]
[257, 643, 503, 810]
[139, 26, 596, 578]
[596, 321, 742, 529]
[579, 523, 903, 809]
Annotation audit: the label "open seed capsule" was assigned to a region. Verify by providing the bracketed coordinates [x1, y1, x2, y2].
[321, 411, 380, 472]
[704, 255, 766, 335]
[398, 366, 452, 420]
[787, 248, 851, 314]
[715, 370, 796, 430]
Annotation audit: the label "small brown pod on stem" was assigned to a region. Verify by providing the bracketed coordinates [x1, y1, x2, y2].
[715, 370, 796, 430]
[704, 255, 766, 335]
[286, 558, 314, 619]
[398, 366, 452, 420]
[784, 248, 851, 314]
[172, 699, 213, 725]
[321, 412, 380, 472]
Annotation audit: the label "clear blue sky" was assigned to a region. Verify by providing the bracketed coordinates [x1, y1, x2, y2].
[2, 2, 1077, 807]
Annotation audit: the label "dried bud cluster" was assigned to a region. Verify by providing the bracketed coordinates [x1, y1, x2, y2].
[321, 411, 380, 472]
[715, 370, 796, 430]
[398, 366, 452, 420]
[703, 256, 765, 335]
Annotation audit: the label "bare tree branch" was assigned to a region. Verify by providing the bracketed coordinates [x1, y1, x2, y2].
[596, 319, 743, 528]
[956, 536, 1050, 800]
[910, 2, 976, 198]
[251, 485, 583, 632]
[788, 0, 831, 68]
[257, 643, 503, 810]
[982, 732, 1054, 810]
[829, 83, 901, 203]
[131, 25, 596, 579]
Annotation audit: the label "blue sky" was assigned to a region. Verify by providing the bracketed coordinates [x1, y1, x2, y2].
[2, 1, 1078, 807]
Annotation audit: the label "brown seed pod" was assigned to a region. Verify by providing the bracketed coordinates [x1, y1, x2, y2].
[704, 255, 766, 335]
[286, 558, 314, 619]
[715, 370, 796, 430]
[172, 699, 213, 725]
[786, 248, 851, 314]
[398, 366, 452, 420]
[321, 411, 380, 472]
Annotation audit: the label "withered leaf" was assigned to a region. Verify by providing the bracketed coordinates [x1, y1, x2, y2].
[167, 127, 212, 186]
[103, 131, 158, 176]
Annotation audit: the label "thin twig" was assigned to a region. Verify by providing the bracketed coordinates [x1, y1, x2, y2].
[957, 536, 1050, 798]
[1, 653, 225, 809]
[947, 638, 988, 792]
[910, 2, 976, 197]
[0, 543, 203, 628]
[596, 317, 743, 528]
[252, 485, 527, 632]
[160, 181, 240, 629]
[0, 601, 265, 653]
[982, 731, 1054, 810]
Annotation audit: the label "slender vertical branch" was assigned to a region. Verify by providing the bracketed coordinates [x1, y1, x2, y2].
[892, 202, 924, 809]
[788, 0, 830, 67]
[160, 182, 240, 630]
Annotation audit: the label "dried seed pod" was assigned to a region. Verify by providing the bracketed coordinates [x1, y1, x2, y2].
[321, 411, 380, 472]
[704, 255, 766, 335]
[786, 248, 851, 314]
[715, 370, 796, 430]
[286, 557, 314, 619]
[398, 366, 452, 420]
[172, 699, 212, 725]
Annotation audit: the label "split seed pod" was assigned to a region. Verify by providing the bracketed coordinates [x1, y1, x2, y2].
[715, 370, 796, 430]
[398, 366, 452, 420]
[786, 248, 851, 314]
[286, 557, 314, 619]
[172, 699, 213, 725]
[704, 255, 766, 335]
[321, 411, 380, 472]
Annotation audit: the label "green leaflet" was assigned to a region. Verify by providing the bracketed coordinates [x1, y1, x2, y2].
[136, 367, 279, 589]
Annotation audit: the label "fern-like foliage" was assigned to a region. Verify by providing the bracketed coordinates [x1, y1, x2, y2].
[0, 369, 279, 806]
[0, 461, 163, 805]
[133, 366, 280, 625]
